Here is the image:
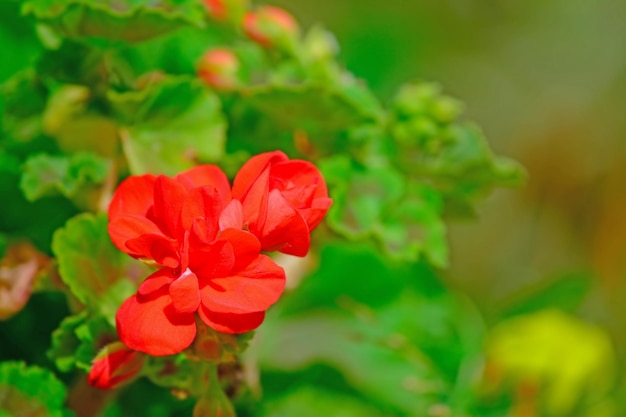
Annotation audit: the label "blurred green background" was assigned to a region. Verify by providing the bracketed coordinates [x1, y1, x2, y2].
[1, 0, 625, 415]
[270, 0, 626, 409]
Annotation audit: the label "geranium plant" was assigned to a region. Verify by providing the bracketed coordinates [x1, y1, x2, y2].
[8, 0, 613, 416]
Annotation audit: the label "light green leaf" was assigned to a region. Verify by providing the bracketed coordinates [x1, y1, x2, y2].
[48, 311, 88, 372]
[22, 0, 205, 46]
[389, 82, 526, 216]
[320, 156, 404, 239]
[376, 183, 448, 267]
[259, 245, 486, 414]
[51, 213, 150, 320]
[109, 76, 226, 175]
[48, 311, 116, 373]
[0, 361, 74, 417]
[20, 152, 111, 209]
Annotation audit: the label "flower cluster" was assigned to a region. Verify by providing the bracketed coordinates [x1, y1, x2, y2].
[108, 151, 331, 357]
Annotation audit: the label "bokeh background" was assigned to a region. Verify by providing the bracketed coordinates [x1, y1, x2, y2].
[1, 0, 625, 415]
[271, 0, 626, 408]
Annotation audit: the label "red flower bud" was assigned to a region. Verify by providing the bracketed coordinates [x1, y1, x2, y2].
[242, 6, 298, 48]
[196, 48, 241, 90]
[88, 342, 145, 390]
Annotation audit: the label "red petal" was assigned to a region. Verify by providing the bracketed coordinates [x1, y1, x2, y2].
[180, 186, 222, 237]
[259, 190, 311, 256]
[152, 175, 188, 238]
[125, 234, 180, 268]
[175, 164, 231, 201]
[138, 268, 176, 296]
[270, 160, 324, 204]
[189, 239, 235, 279]
[198, 307, 266, 334]
[300, 197, 333, 231]
[108, 175, 157, 220]
[240, 166, 270, 234]
[199, 254, 285, 314]
[219, 199, 244, 230]
[217, 229, 261, 271]
[232, 151, 287, 200]
[169, 270, 200, 314]
[108, 215, 164, 256]
[116, 288, 196, 356]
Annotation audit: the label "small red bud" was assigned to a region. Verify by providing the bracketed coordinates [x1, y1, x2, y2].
[242, 6, 298, 48]
[196, 48, 241, 90]
[88, 342, 145, 390]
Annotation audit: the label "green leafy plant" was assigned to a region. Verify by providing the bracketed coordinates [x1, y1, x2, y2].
[1, 1, 615, 416]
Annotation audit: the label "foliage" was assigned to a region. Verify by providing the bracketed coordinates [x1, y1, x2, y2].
[0, 0, 615, 416]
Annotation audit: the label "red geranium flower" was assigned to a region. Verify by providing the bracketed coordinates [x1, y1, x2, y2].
[225, 151, 332, 257]
[109, 166, 285, 356]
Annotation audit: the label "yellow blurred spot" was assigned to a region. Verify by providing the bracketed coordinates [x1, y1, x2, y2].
[485, 309, 615, 416]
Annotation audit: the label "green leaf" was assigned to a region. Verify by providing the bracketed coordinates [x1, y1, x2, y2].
[48, 310, 116, 374]
[48, 311, 88, 372]
[0, 361, 73, 417]
[260, 244, 486, 415]
[389, 82, 526, 216]
[320, 155, 404, 239]
[109, 76, 226, 175]
[22, 0, 205, 46]
[228, 82, 383, 156]
[20, 152, 111, 208]
[376, 183, 448, 267]
[51, 212, 149, 321]
[320, 156, 447, 265]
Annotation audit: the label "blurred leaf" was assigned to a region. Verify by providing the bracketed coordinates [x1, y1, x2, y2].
[0, 152, 77, 254]
[501, 273, 592, 318]
[51, 213, 148, 320]
[376, 183, 448, 267]
[0, 2, 41, 83]
[389, 82, 525, 216]
[22, 0, 205, 46]
[228, 82, 383, 156]
[320, 156, 447, 265]
[1, 70, 49, 149]
[259, 244, 486, 415]
[20, 152, 111, 209]
[260, 386, 392, 417]
[0, 361, 73, 417]
[109, 76, 226, 175]
[320, 156, 404, 239]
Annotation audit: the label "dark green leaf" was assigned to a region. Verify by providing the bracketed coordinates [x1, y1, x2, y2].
[228, 82, 383, 156]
